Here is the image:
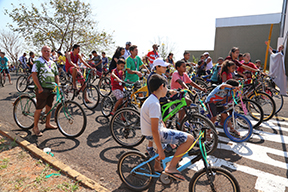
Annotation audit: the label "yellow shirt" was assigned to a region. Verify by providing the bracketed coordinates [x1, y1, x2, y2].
[58, 56, 66, 65]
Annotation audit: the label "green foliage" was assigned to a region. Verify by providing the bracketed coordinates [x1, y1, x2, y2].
[192, 55, 198, 63]
[5, 0, 114, 53]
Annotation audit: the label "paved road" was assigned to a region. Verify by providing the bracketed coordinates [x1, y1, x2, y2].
[1, 73, 288, 192]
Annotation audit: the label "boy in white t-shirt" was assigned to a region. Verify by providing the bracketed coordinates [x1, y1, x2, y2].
[141, 74, 194, 181]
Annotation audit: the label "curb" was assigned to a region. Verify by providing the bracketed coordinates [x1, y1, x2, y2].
[0, 122, 110, 192]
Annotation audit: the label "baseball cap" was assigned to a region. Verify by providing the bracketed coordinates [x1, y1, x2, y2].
[255, 59, 261, 63]
[152, 58, 170, 70]
[126, 41, 131, 45]
[217, 57, 224, 61]
[203, 52, 209, 55]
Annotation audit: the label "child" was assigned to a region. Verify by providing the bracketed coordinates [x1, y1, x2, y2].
[196, 55, 206, 77]
[205, 79, 241, 136]
[111, 58, 125, 114]
[237, 53, 258, 81]
[210, 57, 224, 84]
[170, 60, 206, 128]
[220, 60, 236, 82]
[141, 74, 194, 181]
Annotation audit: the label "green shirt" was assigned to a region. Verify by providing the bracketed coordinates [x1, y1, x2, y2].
[32, 57, 58, 89]
[125, 55, 143, 82]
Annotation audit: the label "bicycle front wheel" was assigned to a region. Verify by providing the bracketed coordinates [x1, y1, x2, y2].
[16, 75, 28, 92]
[98, 77, 112, 97]
[55, 100, 87, 138]
[223, 113, 253, 142]
[82, 84, 100, 110]
[180, 113, 218, 155]
[189, 167, 240, 192]
[110, 107, 145, 148]
[249, 92, 275, 121]
[266, 88, 284, 115]
[100, 96, 114, 117]
[13, 95, 36, 129]
[118, 151, 153, 191]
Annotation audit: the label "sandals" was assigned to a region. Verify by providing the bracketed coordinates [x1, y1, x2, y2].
[162, 171, 185, 181]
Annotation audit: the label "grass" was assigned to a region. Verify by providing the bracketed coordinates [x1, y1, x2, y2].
[56, 180, 80, 192]
[0, 158, 9, 170]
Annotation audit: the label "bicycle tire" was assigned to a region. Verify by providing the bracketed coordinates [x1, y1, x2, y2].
[100, 96, 114, 117]
[55, 100, 87, 138]
[118, 151, 153, 191]
[110, 107, 145, 148]
[59, 70, 68, 84]
[98, 77, 112, 97]
[180, 113, 218, 155]
[223, 113, 253, 143]
[265, 88, 284, 115]
[189, 166, 240, 192]
[248, 91, 275, 121]
[235, 99, 264, 129]
[16, 75, 28, 92]
[13, 95, 36, 129]
[63, 82, 75, 101]
[82, 84, 100, 110]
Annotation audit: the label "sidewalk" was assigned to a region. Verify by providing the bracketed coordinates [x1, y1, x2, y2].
[0, 121, 109, 192]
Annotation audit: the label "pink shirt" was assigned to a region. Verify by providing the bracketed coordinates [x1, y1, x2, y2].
[170, 71, 192, 89]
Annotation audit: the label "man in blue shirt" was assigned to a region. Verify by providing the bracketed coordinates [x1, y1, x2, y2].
[0, 52, 12, 84]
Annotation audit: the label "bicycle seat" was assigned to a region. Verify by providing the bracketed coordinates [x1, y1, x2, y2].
[138, 96, 147, 102]
[27, 85, 35, 91]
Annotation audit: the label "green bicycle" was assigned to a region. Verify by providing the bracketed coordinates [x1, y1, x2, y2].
[13, 82, 87, 138]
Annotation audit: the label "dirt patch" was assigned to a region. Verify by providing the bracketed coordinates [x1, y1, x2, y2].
[0, 135, 95, 192]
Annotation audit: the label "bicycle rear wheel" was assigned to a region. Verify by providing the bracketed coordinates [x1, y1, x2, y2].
[55, 100, 87, 138]
[110, 107, 145, 148]
[248, 92, 275, 121]
[118, 151, 153, 191]
[265, 87, 284, 115]
[100, 96, 114, 117]
[82, 84, 100, 110]
[223, 113, 253, 143]
[98, 77, 112, 97]
[189, 167, 240, 192]
[16, 75, 28, 92]
[13, 95, 36, 129]
[180, 113, 218, 155]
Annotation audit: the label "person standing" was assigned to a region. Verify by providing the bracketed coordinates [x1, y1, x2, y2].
[19, 53, 28, 71]
[91, 51, 103, 77]
[109, 47, 125, 73]
[146, 44, 160, 69]
[203, 52, 213, 73]
[27, 51, 35, 82]
[123, 42, 131, 60]
[31, 46, 59, 137]
[125, 45, 150, 83]
[0, 52, 12, 84]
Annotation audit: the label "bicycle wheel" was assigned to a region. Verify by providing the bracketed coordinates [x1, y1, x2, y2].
[62, 82, 75, 100]
[100, 96, 114, 117]
[248, 91, 275, 121]
[59, 70, 67, 84]
[180, 113, 218, 155]
[223, 113, 253, 142]
[235, 99, 263, 129]
[110, 107, 145, 148]
[98, 77, 112, 97]
[118, 151, 153, 191]
[265, 88, 284, 115]
[189, 166, 240, 192]
[55, 100, 87, 138]
[82, 84, 100, 110]
[13, 95, 36, 129]
[16, 75, 28, 92]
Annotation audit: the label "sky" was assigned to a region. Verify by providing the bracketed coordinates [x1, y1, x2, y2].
[0, 0, 284, 59]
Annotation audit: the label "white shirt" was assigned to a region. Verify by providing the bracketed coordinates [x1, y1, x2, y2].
[140, 94, 165, 136]
[123, 48, 130, 60]
[205, 56, 213, 71]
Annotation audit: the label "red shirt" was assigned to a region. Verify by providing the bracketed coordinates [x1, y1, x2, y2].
[225, 56, 242, 68]
[147, 51, 159, 64]
[221, 71, 233, 82]
[237, 62, 257, 74]
[111, 68, 124, 90]
[65, 52, 79, 71]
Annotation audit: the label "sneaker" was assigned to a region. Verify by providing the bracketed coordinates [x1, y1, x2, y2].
[146, 147, 155, 157]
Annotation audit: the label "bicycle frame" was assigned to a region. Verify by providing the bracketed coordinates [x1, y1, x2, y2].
[162, 97, 187, 123]
[130, 85, 148, 108]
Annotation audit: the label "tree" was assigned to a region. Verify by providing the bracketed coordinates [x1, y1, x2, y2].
[150, 36, 176, 59]
[0, 30, 23, 66]
[5, 0, 114, 53]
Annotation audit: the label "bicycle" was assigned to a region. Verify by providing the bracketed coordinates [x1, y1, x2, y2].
[110, 89, 218, 151]
[64, 68, 100, 110]
[118, 130, 240, 191]
[16, 69, 33, 92]
[13, 82, 87, 138]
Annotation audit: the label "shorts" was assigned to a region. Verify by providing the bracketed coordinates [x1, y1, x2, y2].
[145, 128, 188, 146]
[112, 89, 124, 100]
[67, 67, 85, 84]
[36, 88, 55, 109]
[1, 69, 9, 74]
[96, 71, 102, 77]
[206, 102, 226, 117]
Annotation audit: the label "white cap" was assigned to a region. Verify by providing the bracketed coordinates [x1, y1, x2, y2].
[203, 52, 209, 55]
[152, 58, 170, 70]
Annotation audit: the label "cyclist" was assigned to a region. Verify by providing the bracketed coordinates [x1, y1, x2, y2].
[65, 44, 94, 89]
[19, 53, 28, 72]
[146, 44, 160, 69]
[205, 79, 241, 136]
[27, 51, 35, 82]
[0, 52, 12, 84]
[141, 74, 194, 181]
[31, 46, 59, 137]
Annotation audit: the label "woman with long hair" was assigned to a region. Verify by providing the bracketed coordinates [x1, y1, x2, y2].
[109, 47, 125, 73]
